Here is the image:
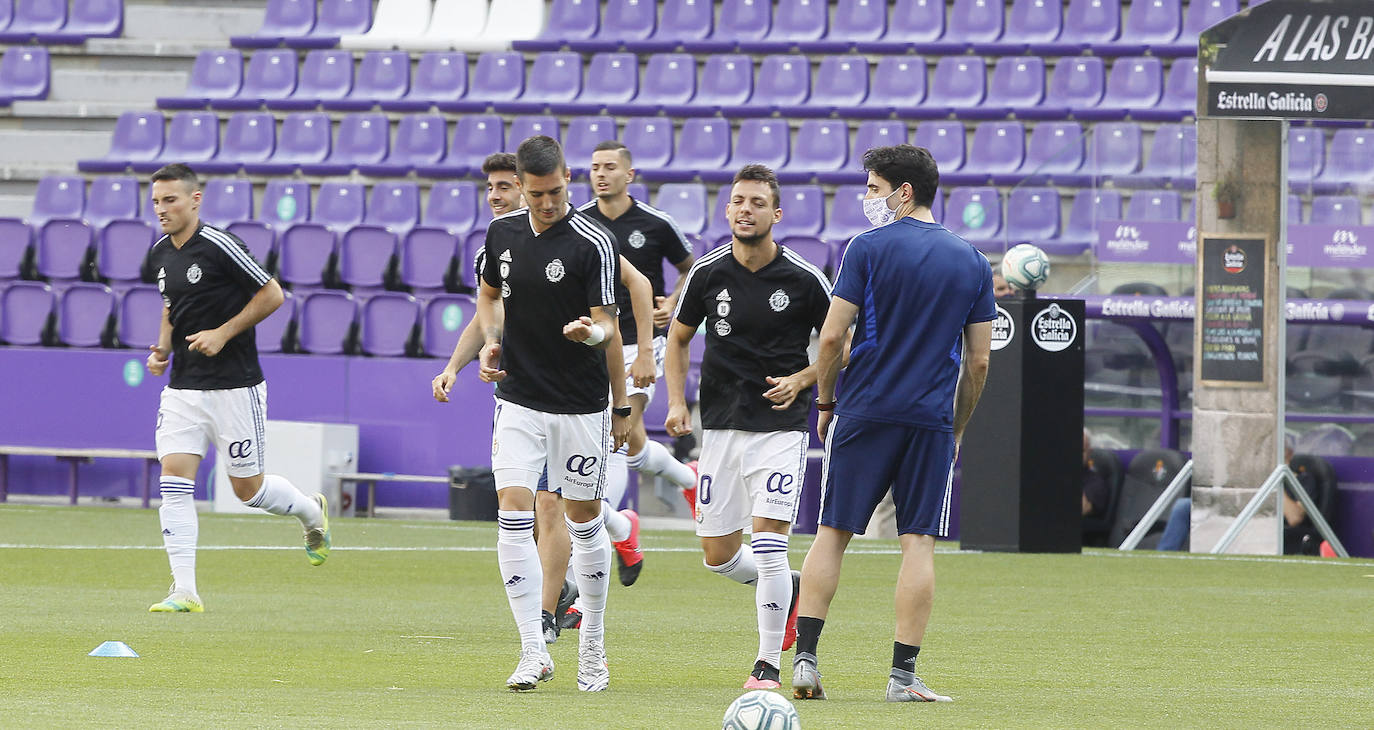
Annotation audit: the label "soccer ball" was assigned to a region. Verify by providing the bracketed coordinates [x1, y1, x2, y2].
[722, 690, 801, 730]
[1001, 243, 1051, 291]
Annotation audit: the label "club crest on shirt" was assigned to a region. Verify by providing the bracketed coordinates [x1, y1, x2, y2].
[714, 319, 732, 336]
[628, 230, 646, 248]
[501, 281, 511, 298]
[186, 263, 202, 284]
[545, 258, 565, 283]
[769, 289, 790, 312]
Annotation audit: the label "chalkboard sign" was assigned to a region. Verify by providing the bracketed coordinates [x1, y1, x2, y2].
[1199, 235, 1267, 385]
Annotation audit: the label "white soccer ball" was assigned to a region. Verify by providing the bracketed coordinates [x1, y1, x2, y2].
[1001, 243, 1051, 291]
[722, 690, 801, 730]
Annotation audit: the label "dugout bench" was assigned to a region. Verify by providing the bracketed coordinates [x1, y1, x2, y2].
[0, 446, 160, 507]
[333, 471, 448, 518]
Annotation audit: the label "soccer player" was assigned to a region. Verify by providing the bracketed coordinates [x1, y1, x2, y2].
[476, 136, 625, 692]
[432, 152, 656, 644]
[143, 163, 330, 613]
[664, 164, 834, 690]
[577, 140, 701, 586]
[793, 144, 994, 703]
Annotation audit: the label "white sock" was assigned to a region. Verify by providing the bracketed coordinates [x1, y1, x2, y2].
[497, 510, 544, 651]
[603, 503, 631, 542]
[606, 447, 628, 511]
[706, 544, 758, 586]
[158, 476, 198, 596]
[628, 439, 696, 490]
[244, 474, 323, 528]
[567, 511, 611, 643]
[751, 532, 792, 670]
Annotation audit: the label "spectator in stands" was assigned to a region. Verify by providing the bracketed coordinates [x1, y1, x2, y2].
[1082, 429, 1109, 519]
[993, 267, 1014, 299]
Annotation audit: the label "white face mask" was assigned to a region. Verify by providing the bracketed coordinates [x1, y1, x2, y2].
[862, 189, 901, 227]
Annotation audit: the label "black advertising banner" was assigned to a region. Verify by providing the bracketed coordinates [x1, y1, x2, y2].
[1199, 235, 1268, 385]
[1202, 0, 1374, 121]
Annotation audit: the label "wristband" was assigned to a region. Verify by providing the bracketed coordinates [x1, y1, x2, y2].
[815, 400, 836, 411]
[582, 323, 606, 346]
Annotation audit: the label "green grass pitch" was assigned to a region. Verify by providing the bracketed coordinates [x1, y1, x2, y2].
[1, 504, 1371, 728]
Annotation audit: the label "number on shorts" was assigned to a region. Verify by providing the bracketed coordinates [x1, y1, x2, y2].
[698, 474, 712, 505]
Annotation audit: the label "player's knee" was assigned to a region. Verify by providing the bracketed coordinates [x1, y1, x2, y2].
[562, 498, 602, 523]
[229, 473, 264, 502]
[700, 535, 740, 566]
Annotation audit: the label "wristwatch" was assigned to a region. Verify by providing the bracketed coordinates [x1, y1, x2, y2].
[612, 405, 632, 418]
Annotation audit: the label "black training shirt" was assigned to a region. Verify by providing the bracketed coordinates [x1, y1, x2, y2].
[674, 243, 831, 432]
[148, 223, 272, 390]
[481, 206, 620, 415]
[578, 198, 693, 345]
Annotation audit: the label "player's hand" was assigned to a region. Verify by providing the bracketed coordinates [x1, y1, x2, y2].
[629, 350, 656, 388]
[146, 345, 170, 376]
[817, 410, 834, 444]
[185, 328, 229, 357]
[611, 409, 630, 450]
[432, 370, 457, 402]
[478, 342, 507, 383]
[953, 434, 963, 464]
[763, 374, 805, 410]
[665, 403, 692, 438]
[651, 295, 673, 329]
[563, 315, 596, 343]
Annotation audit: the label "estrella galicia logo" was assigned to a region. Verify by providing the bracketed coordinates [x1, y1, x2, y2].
[765, 472, 794, 495]
[1030, 303, 1077, 353]
[1315, 93, 1328, 114]
[990, 304, 1014, 351]
[227, 439, 254, 460]
[566, 454, 598, 477]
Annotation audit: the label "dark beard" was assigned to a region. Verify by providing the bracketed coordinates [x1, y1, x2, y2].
[734, 229, 769, 247]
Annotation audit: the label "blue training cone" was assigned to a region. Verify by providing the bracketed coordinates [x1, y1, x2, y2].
[89, 641, 139, 658]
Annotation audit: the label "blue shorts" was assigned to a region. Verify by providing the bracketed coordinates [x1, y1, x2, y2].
[535, 468, 558, 494]
[818, 416, 956, 537]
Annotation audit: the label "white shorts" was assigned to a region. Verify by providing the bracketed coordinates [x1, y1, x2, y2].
[624, 334, 666, 401]
[491, 399, 610, 502]
[695, 429, 807, 537]
[155, 383, 268, 478]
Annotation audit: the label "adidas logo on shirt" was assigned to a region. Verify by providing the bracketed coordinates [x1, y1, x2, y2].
[716, 289, 731, 302]
[499, 250, 513, 262]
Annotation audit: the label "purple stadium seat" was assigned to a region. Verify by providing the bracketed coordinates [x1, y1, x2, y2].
[859, 0, 943, 53]
[459, 226, 487, 289]
[1056, 121, 1142, 187]
[255, 290, 294, 353]
[620, 117, 674, 178]
[1288, 128, 1325, 187]
[566, 182, 592, 207]
[232, 0, 315, 48]
[0, 219, 31, 280]
[555, 53, 636, 114]
[1288, 194, 1303, 223]
[211, 49, 297, 110]
[399, 227, 457, 294]
[800, 56, 868, 117]
[666, 54, 750, 116]
[944, 187, 1003, 249]
[1134, 57, 1197, 122]
[1035, 0, 1120, 54]
[1113, 0, 1181, 55]
[783, 120, 849, 183]
[981, 56, 1047, 120]
[911, 56, 986, 119]
[445, 52, 524, 113]
[927, 0, 1004, 54]
[96, 219, 154, 285]
[37, 219, 94, 282]
[667, 119, 732, 183]
[781, 236, 833, 274]
[851, 56, 925, 119]
[912, 121, 966, 178]
[79, 112, 164, 173]
[259, 179, 312, 232]
[37, 0, 123, 43]
[300, 112, 388, 176]
[563, 116, 618, 174]
[517, 0, 599, 51]
[572, 0, 658, 52]
[277, 223, 337, 289]
[115, 285, 161, 348]
[313, 181, 366, 230]
[360, 293, 420, 356]
[86, 176, 140, 230]
[0, 0, 62, 41]
[1121, 123, 1192, 188]
[57, 283, 114, 347]
[30, 176, 85, 226]
[1, 281, 53, 345]
[495, 51, 582, 114]
[818, 120, 907, 185]
[740, 0, 824, 50]
[984, 0, 1061, 53]
[1313, 130, 1374, 194]
[951, 121, 1026, 186]
[245, 112, 329, 175]
[802, 0, 885, 52]
[820, 185, 871, 245]
[363, 181, 421, 233]
[416, 113, 501, 178]
[199, 112, 275, 174]
[628, 182, 649, 201]
[326, 51, 408, 111]
[653, 183, 707, 237]
[157, 50, 243, 110]
[384, 52, 465, 112]
[293, 0, 373, 48]
[623, 0, 710, 52]
[1059, 190, 1121, 249]
[339, 224, 397, 289]
[1022, 56, 1104, 120]
[0, 46, 50, 102]
[1126, 190, 1183, 220]
[506, 116, 560, 148]
[132, 111, 217, 173]
[226, 221, 275, 270]
[724, 54, 808, 117]
[297, 291, 356, 354]
[772, 185, 825, 241]
[1310, 196, 1362, 226]
[1079, 57, 1164, 121]
[730, 120, 789, 180]
[422, 294, 476, 357]
[615, 53, 694, 115]
[1182, 0, 1239, 38]
[1006, 187, 1061, 246]
[267, 49, 352, 110]
[358, 113, 446, 176]
[702, 185, 733, 247]
[1001, 121, 1085, 185]
[683, 0, 770, 52]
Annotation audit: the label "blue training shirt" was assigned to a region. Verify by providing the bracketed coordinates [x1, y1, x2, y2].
[831, 217, 996, 431]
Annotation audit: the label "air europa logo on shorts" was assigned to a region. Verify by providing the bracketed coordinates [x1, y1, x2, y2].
[765, 473, 794, 494]
[990, 305, 1014, 351]
[1030, 304, 1076, 353]
[227, 439, 253, 459]
[566, 454, 598, 477]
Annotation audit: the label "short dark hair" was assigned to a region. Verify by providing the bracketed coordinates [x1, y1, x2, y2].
[515, 135, 566, 178]
[862, 144, 939, 209]
[481, 152, 517, 176]
[150, 163, 200, 190]
[731, 163, 781, 209]
[592, 140, 632, 166]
